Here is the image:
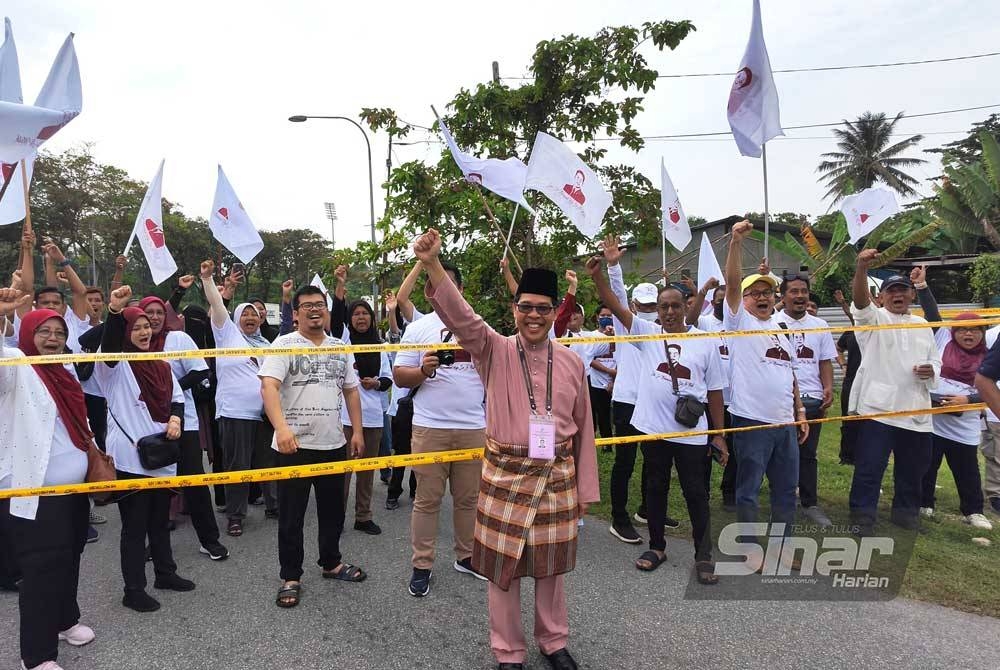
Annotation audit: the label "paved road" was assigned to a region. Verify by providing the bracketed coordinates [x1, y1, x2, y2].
[3, 485, 1000, 670]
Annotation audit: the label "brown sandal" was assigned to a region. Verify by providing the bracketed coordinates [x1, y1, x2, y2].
[695, 561, 719, 585]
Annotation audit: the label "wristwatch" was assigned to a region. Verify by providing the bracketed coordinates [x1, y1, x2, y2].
[57, 258, 73, 268]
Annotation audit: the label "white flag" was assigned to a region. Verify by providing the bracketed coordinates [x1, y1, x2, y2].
[438, 118, 535, 214]
[311, 273, 332, 310]
[697, 232, 724, 292]
[0, 17, 27, 226]
[841, 186, 900, 243]
[0, 33, 81, 165]
[210, 165, 264, 263]
[660, 158, 690, 252]
[727, 0, 783, 158]
[525, 132, 612, 237]
[127, 160, 177, 285]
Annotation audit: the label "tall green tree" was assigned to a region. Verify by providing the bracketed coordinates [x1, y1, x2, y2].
[933, 130, 1000, 250]
[816, 111, 926, 204]
[359, 19, 696, 326]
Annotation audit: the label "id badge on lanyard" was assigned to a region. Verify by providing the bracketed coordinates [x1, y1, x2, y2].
[529, 414, 556, 459]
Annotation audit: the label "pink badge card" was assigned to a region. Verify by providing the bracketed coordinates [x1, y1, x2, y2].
[528, 414, 556, 460]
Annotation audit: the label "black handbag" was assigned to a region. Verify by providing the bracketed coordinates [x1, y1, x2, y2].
[109, 409, 180, 471]
[664, 343, 706, 429]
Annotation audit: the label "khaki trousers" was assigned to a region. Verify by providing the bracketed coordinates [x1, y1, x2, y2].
[410, 425, 484, 569]
[343, 426, 383, 523]
[981, 421, 1000, 501]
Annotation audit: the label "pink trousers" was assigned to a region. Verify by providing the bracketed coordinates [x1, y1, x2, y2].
[488, 574, 569, 663]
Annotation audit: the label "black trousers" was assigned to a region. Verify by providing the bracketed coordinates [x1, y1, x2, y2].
[921, 435, 985, 516]
[849, 421, 933, 526]
[705, 408, 737, 502]
[589, 383, 613, 439]
[642, 440, 713, 561]
[177, 431, 221, 546]
[610, 401, 647, 526]
[798, 404, 824, 508]
[388, 410, 418, 501]
[85, 393, 107, 451]
[277, 447, 347, 581]
[249, 419, 278, 513]
[116, 471, 177, 593]
[1, 494, 88, 668]
[219, 417, 262, 520]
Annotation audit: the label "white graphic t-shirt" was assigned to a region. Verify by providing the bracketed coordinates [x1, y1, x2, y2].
[258, 331, 359, 450]
[776, 311, 837, 399]
[627, 318, 725, 445]
[723, 301, 796, 425]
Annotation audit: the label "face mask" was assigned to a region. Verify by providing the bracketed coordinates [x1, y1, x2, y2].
[598, 316, 613, 329]
[635, 311, 658, 322]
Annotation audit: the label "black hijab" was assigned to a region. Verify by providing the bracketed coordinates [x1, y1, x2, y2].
[347, 299, 381, 379]
[182, 305, 215, 350]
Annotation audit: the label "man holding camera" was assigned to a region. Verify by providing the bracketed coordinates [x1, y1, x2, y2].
[393, 260, 487, 598]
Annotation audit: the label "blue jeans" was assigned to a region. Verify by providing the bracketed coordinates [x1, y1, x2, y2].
[732, 414, 799, 533]
[849, 420, 932, 527]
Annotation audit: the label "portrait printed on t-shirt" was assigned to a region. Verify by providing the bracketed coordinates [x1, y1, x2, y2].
[792, 333, 814, 359]
[764, 334, 791, 362]
[656, 344, 692, 380]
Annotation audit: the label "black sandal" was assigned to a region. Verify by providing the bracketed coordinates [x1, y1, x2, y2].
[635, 550, 666, 572]
[227, 519, 243, 537]
[276, 582, 301, 608]
[695, 561, 719, 585]
[323, 563, 367, 582]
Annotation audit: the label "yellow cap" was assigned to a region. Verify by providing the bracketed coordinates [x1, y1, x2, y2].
[740, 273, 779, 293]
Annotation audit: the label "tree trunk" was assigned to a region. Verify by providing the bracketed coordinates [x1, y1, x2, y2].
[982, 218, 1000, 250]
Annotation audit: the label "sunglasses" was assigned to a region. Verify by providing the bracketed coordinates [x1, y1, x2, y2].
[515, 303, 554, 316]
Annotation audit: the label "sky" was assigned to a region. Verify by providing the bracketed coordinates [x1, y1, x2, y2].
[5, 0, 1000, 254]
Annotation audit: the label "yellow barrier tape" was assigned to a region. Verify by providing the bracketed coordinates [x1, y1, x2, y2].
[2, 317, 998, 366]
[0, 404, 984, 500]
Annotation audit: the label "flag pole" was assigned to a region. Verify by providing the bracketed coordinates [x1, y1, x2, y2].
[502, 203, 519, 264]
[762, 142, 770, 261]
[475, 185, 523, 275]
[660, 231, 667, 285]
[16, 160, 32, 271]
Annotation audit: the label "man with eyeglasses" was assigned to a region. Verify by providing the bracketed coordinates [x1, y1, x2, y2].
[393, 259, 487, 598]
[412, 228, 597, 670]
[723, 221, 808, 572]
[848, 250, 940, 535]
[777, 273, 837, 529]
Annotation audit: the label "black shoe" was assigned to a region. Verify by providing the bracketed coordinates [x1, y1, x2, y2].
[633, 512, 648, 526]
[409, 489, 416, 499]
[166, 519, 177, 532]
[988, 497, 1000, 517]
[499, 664, 524, 670]
[86, 525, 99, 543]
[543, 648, 579, 670]
[154, 573, 196, 592]
[664, 515, 680, 529]
[609, 523, 642, 544]
[122, 590, 160, 612]
[354, 520, 382, 535]
[386, 497, 400, 510]
[408, 568, 432, 597]
[199, 542, 230, 561]
[454, 557, 488, 581]
[380, 470, 391, 484]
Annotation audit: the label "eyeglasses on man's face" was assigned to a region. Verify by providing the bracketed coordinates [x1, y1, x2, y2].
[743, 289, 775, 299]
[514, 302, 554, 316]
[296, 301, 328, 312]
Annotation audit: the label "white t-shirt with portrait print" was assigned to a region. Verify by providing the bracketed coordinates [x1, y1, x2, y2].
[776, 310, 837, 399]
[627, 318, 725, 445]
[212, 318, 267, 421]
[394, 310, 485, 430]
[723, 300, 796, 425]
[258, 331, 359, 451]
[697, 313, 732, 406]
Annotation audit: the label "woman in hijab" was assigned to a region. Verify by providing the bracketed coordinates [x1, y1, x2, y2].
[341, 299, 392, 536]
[140, 296, 227, 561]
[199, 260, 274, 537]
[915, 273, 992, 529]
[1, 295, 97, 670]
[95, 286, 194, 613]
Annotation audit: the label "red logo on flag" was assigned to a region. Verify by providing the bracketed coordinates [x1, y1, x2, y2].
[218, 207, 229, 220]
[0, 162, 15, 184]
[859, 213, 870, 223]
[145, 218, 165, 249]
[562, 169, 586, 205]
[727, 66, 754, 114]
[668, 206, 681, 224]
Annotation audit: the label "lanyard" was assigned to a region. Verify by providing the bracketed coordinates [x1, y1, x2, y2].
[516, 336, 553, 415]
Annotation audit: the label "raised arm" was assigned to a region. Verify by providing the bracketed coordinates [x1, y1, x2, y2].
[553, 270, 578, 338]
[329, 265, 348, 338]
[395, 261, 422, 323]
[279, 279, 294, 336]
[585, 255, 632, 331]
[500, 257, 518, 297]
[724, 220, 753, 313]
[688, 277, 719, 325]
[15, 230, 35, 318]
[199, 260, 229, 329]
[910, 265, 941, 330]
[110, 255, 127, 292]
[43, 242, 89, 321]
[833, 289, 854, 325]
[100, 286, 133, 367]
[852, 249, 877, 311]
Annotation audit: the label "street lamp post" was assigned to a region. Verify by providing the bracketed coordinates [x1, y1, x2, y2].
[289, 114, 378, 314]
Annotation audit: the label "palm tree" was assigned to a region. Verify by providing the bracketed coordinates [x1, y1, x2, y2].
[933, 130, 1000, 250]
[816, 111, 926, 204]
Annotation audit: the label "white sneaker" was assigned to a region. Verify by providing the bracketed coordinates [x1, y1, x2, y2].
[22, 661, 65, 670]
[919, 507, 934, 518]
[966, 513, 994, 530]
[58, 623, 95, 646]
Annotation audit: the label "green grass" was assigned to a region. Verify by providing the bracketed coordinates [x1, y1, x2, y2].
[589, 402, 1000, 617]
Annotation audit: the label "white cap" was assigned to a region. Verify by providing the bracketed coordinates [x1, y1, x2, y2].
[631, 282, 658, 305]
